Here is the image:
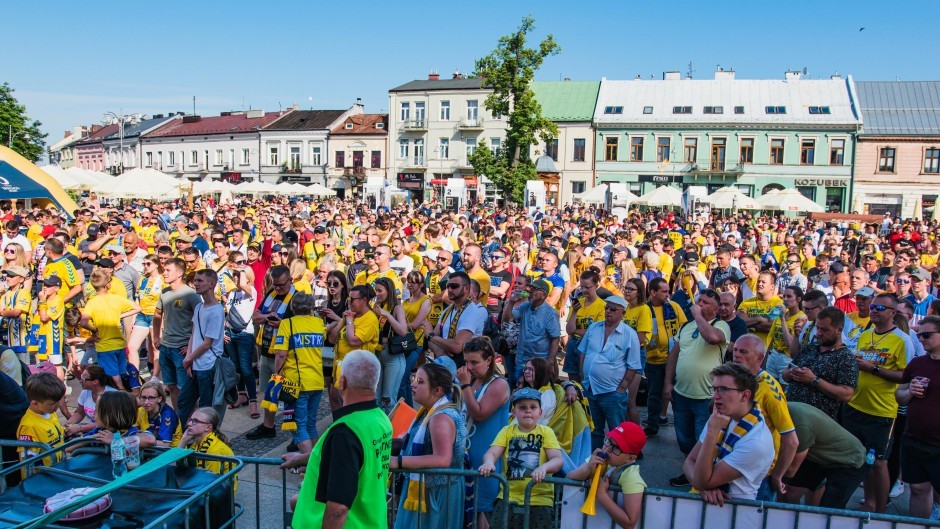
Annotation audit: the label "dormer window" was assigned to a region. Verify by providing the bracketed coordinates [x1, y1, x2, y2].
[809, 106, 831, 114]
[376, 122, 385, 129]
[345, 123, 353, 129]
[672, 106, 692, 114]
[604, 106, 623, 114]
[765, 106, 787, 114]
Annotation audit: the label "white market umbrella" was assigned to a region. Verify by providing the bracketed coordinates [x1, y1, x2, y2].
[637, 185, 683, 207]
[275, 182, 301, 195]
[706, 186, 761, 210]
[757, 188, 825, 213]
[575, 184, 608, 204]
[307, 183, 336, 196]
[219, 180, 234, 205]
[41, 165, 82, 190]
[191, 179, 223, 194]
[93, 170, 178, 199]
[65, 167, 107, 187]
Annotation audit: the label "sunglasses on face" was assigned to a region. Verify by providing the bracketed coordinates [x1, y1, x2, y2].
[918, 331, 938, 339]
[896, 278, 911, 284]
[328, 281, 341, 288]
[870, 304, 896, 312]
[446, 283, 465, 290]
[233, 260, 247, 265]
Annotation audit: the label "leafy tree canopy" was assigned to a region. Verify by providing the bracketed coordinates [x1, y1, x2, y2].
[0, 82, 47, 163]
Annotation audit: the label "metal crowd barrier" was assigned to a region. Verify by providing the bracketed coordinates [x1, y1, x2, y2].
[387, 467, 510, 529]
[521, 475, 940, 529]
[234, 456, 294, 529]
[0, 439, 243, 529]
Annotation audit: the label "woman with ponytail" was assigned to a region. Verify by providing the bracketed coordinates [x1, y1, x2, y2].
[390, 362, 467, 529]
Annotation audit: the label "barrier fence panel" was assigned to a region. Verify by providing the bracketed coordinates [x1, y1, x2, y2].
[387, 468, 510, 529]
[235, 456, 294, 529]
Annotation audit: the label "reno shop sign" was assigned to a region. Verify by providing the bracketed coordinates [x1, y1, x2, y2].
[794, 178, 848, 187]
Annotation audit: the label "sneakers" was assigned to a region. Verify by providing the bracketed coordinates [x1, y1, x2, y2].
[286, 441, 300, 453]
[642, 427, 659, 438]
[245, 424, 276, 440]
[889, 480, 905, 498]
[669, 474, 690, 487]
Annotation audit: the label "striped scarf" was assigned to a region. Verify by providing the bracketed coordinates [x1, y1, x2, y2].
[714, 406, 763, 463]
[403, 396, 452, 512]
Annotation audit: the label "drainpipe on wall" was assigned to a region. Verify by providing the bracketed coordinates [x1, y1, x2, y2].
[848, 127, 858, 213]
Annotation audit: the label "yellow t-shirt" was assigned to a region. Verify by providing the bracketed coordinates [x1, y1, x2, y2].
[84, 278, 127, 301]
[771, 244, 789, 265]
[766, 310, 805, 356]
[573, 296, 606, 338]
[658, 253, 674, 280]
[850, 328, 910, 418]
[354, 268, 403, 300]
[43, 256, 81, 305]
[136, 225, 159, 251]
[36, 295, 65, 360]
[137, 275, 163, 316]
[273, 315, 326, 391]
[292, 278, 313, 295]
[2, 287, 31, 350]
[27, 223, 43, 248]
[674, 319, 731, 399]
[647, 301, 687, 365]
[83, 293, 135, 351]
[467, 267, 492, 304]
[755, 370, 795, 473]
[427, 271, 446, 326]
[492, 423, 561, 506]
[921, 253, 939, 269]
[737, 296, 783, 343]
[801, 257, 816, 275]
[136, 406, 183, 446]
[182, 432, 237, 492]
[847, 311, 870, 330]
[403, 294, 429, 344]
[303, 241, 325, 272]
[623, 303, 653, 348]
[17, 409, 64, 470]
[611, 463, 646, 495]
[333, 311, 380, 387]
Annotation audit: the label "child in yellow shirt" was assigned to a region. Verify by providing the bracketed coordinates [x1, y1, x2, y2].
[17, 372, 66, 473]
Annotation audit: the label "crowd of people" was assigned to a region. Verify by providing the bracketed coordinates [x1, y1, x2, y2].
[2, 194, 940, 527]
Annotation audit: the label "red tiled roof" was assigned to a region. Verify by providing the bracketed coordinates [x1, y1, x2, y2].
[145, 111, 286, 138]
[74, 124, 120, 145]
[331, 114, 389, 135]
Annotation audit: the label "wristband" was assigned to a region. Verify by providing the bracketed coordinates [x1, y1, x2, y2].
[461, 383, 472, 390]
[398, 454, 403, 469]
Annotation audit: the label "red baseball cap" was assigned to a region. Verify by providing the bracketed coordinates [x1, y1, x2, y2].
[607, 421, 646, 455]
[41, 225, 57, 238]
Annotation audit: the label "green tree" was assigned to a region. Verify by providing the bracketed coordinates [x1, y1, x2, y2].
[470, 16, 560, 204]
[0, 82, 47, 163]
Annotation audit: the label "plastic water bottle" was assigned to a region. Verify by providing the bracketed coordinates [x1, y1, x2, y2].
[865, 448, 876, 466]
[111, 432, 127, 478]
[124, 434, 140, 470]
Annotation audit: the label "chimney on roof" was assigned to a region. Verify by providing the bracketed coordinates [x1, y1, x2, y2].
[428, 69, 439, 80]
[246, 110, 264, 119]
[663, 71, 681, 81]
[64, 130, 72, 138]
[831, 74, 842, 80]
[90, 125, 102, 134]
[785, 70, 801, 81]
[182, 115, 202, 124]
[453, 69, 462, 79]
[714, 67, 735, 80]
[355, 97, 363, 108]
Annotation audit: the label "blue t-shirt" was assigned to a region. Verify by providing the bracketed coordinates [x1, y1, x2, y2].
[903, 293, 937, 326]
[147, 403, 180, 442]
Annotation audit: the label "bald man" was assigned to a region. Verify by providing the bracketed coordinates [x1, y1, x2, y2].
[732, 334, 800, 499]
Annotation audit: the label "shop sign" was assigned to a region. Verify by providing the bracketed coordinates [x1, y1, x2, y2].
[286, 175, 311, 183]
[398, 172, 423, 183]
[639, 174, 684, 184]
[794, 178, 848, 187]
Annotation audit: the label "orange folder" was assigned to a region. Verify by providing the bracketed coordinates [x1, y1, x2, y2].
[388, 398, 418, 439]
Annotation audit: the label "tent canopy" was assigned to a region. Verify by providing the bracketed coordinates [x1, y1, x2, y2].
[705, 186, 761, 210]
[0, 146, 80, 216]
[93, 168, 178, 199]
[575, 184, 608, 204]
[637, 185, 683, 207]
[757, 189, 825, 213]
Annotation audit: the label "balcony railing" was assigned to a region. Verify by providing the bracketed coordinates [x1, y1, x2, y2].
[343, 167, 366, 176]
[710, 161, 725, 171]
[402, 119, 427, 130]
[458, 117, 485, 129]
[403, 157, 426, 168]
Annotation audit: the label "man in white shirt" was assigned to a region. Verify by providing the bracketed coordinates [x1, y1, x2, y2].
[180, 268, 225, 424]
[683, 362, 775, 504]
[2, 220, 32, 260]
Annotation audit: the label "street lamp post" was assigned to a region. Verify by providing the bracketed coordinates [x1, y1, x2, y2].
[102, 111, 144, 175]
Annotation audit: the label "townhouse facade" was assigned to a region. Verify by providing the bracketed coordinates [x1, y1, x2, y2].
[530, 81, 600, 206]
[853, 81, 940, 218]
[388, 74, 507, 204]
[259, 105, 362, 186]
[593, 70, 861, 212]
[102, 114, 182, 174]
[327, 113, 388, 200]
[48, 125, 102, 168]
[74, 124, 119, 172]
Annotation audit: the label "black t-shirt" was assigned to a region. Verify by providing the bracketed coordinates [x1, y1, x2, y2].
[487, 270, 514, 315]
[0, 372, 28, 439]
[315, 401, 376, 507]
[723, 315, 750, 362]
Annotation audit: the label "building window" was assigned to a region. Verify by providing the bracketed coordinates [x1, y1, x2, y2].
[311, 146, 321, 165]
[546, 139, 558, 161]
[268, 147, 278, 166]
[190, 150, 199, 166]
[289, 146, 301, 169]
[703, 106, 724, 114]
[672, 106, 692, 114]
[797, 186, 816, 201]
[466, 138, 476, 161]
[239, 148, 249, 165]
[335, 151, 345, 168]
[414, 139, 425, 164]
[629, 182, 642, 194]
[683, 137, 697, 163]
[145, 152, 152, 167]
[710, 138, 726, 170]
[399, 140, 409, 160]
[830, 139, 845, 165]
[415, 102, 425, 123]
[439, 138, 449, 159]
[215, 149, 224, 166]
[765, 106, 787, 114]
[657, 137, 670, 162]
[878, 147, 896, 172]
[467, 100, 478, 121]
[371, 151, 381, 168]
[800, 140, 815, 165]
[809, 106, 831, 114]
[571, 181, 586, 195]
[440, 101, 450, 120]
[739, 138, 754, 164]
[603, 106, 623, 114]
[400, 102, 410, 121]
[573, 138, 586, 161]
[345, 123, 353, 129]
[605, 137, 618, 161]
[643, 106, 654, 114]
[926, 148, 940, 174]
[168, 151, 175, 166]
[734, 106, 745, 114]
[770, 139, 785, 164]
[630, 137, 644, 161]
[490, 137, 501, 156]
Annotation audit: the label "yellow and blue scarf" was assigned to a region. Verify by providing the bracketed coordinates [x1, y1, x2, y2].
[402, 396, 452, 512]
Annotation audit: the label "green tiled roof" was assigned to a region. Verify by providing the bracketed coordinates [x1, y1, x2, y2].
[531, 81, 600, 121]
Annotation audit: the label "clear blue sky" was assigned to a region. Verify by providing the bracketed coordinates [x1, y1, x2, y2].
[4, 0, 938, 146]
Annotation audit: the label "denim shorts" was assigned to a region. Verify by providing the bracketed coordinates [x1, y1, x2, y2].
[134, 313, 154, 328]
[97, 349, 127, 377]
